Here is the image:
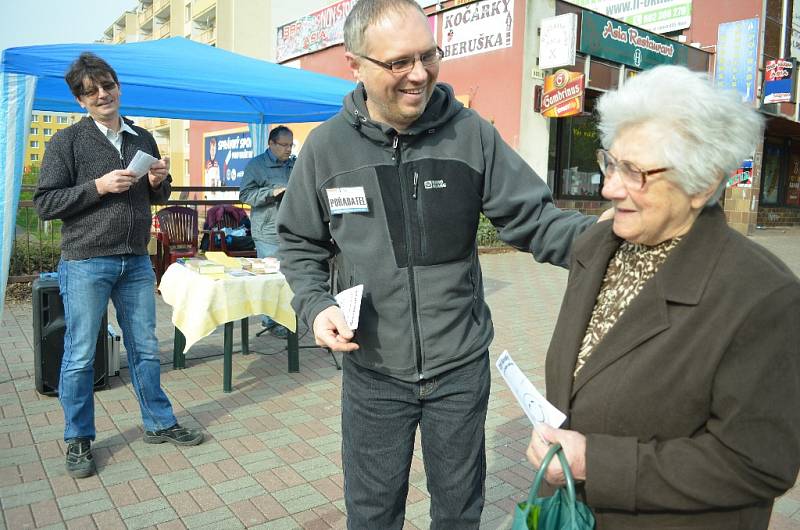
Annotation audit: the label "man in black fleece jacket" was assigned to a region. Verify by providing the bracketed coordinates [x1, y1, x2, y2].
[276, 1, 604, 528]
[33, 53, 202, 479]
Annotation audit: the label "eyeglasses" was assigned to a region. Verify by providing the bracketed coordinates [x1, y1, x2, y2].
[80, 81, 118, 98]
[358, 46, 445, 74]
[596, 149, 670, 190]
[271, 140, 294, 149]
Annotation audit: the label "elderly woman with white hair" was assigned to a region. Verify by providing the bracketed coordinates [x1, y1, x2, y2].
[526, 65, 800, 529]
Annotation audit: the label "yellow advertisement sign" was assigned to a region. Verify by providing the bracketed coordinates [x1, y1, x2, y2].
[541, 69, 585, 118]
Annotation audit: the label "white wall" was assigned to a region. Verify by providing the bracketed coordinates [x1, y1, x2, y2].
[518, 0, 557, 183]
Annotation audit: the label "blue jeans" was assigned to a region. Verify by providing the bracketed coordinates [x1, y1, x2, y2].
[341, 354, 490, 530]
[255, 241, 280, 328]
[58, 255, 176, 441]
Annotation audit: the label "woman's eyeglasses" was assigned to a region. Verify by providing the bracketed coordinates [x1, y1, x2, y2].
[596, 149, 671, 189]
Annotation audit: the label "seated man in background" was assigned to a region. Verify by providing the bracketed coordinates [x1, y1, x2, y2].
[239, 125, 295, 339]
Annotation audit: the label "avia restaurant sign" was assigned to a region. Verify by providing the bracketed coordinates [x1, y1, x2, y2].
[541, 69, 585, 118]
[579, 11, 689, 70]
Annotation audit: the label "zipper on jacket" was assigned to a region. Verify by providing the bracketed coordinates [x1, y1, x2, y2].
[121, 138, 134, 254]
[412, 170, 427, 257]
[395, 136, 424, 379]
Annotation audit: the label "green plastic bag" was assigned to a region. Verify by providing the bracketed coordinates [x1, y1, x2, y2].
[512, 443, 596, 530]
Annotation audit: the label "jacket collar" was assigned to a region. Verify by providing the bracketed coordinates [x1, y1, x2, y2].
[573, 205, 729, 304]
[264, 147, 294, 167]
[342, 82, 463, 145]
[653, 205, 730, 305]
[92, 116, 138, 137]
[77, 116, 135, 159]
[568, 205, 730, 397]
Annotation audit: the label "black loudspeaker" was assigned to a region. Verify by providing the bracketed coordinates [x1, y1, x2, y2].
[33, 277, 108, 396]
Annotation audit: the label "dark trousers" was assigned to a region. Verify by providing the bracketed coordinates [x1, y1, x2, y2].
[341, 353, 491, 530]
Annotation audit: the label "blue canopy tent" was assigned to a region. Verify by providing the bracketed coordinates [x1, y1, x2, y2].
[0, 37, 354, 318]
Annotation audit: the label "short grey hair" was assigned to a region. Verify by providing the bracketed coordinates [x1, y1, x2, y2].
[343, 0, 426, 55]
[595, 65, 764, 204]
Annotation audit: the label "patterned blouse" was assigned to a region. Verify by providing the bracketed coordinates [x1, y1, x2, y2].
[573, 238, 682, 377]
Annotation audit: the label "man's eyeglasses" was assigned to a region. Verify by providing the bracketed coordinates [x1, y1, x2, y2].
[359, 47, 445, 74]
[271, 141, 294, 149]
[80, 81, 118, 98]
[596, 149, 670, 190]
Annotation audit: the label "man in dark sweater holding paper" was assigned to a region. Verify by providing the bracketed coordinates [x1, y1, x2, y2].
[33, 52, 202, 479]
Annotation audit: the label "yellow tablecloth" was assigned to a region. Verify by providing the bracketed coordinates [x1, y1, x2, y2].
[159, 263, 296, 353]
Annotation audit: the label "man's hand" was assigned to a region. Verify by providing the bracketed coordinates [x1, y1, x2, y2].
[597, 207, 615, 223]
[526, 423, 587, 485]
[273, 187, 286, 197]
[313, 306, 359, 352]
[95, 169, 137, 196]
[148, 157, 170, 189]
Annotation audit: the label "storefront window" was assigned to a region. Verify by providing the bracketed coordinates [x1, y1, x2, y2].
[786, 143, 800, 206]
[588, 59, 620, 92]
[552, 97, 603, 199]
[761, 141, 783, 205]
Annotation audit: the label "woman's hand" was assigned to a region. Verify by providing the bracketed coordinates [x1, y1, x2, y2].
[526, 423, 587, 486]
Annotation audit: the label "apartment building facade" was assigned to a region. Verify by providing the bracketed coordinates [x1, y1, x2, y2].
[24, 112, 78, 171]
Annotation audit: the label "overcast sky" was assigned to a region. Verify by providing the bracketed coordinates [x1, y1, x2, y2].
[0, 0, 138, 52]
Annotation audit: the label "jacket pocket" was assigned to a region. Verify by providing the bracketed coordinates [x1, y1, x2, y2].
[334, 255, 356, 294]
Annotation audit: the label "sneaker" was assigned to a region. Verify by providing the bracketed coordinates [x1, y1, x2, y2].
[143, 423, 204, 446]
[65, 438, 95, 478]
[269, 325, 289, 340]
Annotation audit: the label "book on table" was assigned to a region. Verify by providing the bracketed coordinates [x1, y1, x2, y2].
[181, 259, 225, 275]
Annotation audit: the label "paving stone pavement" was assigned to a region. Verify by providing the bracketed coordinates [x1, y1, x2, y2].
[1, 227, 799, 529]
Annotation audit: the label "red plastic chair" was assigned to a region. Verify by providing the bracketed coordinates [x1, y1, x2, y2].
[155, 206, 198, 283]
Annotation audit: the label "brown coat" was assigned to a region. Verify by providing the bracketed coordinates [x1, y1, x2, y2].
[545, 206, 800, 530]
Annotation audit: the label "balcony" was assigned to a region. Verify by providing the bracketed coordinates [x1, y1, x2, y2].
[155, 118, 170, 130]
[193, 0, 216, 20]
[197, 28, 216, 44]
[158, 23, 171, 39]
[154, 0, 170, 18]
[137, 118, 170, 134]
[138, 5, 153, 24]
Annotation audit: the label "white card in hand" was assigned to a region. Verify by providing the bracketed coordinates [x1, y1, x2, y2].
[496, 350, 566, 428]
[127, 150, 159, 179]
[335, 284, 363, 330]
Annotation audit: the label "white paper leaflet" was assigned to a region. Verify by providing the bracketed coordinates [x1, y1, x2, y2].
[496, 350, 566, 428]
[335, 284, 364, 330]
[126, 150, 159, 179]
